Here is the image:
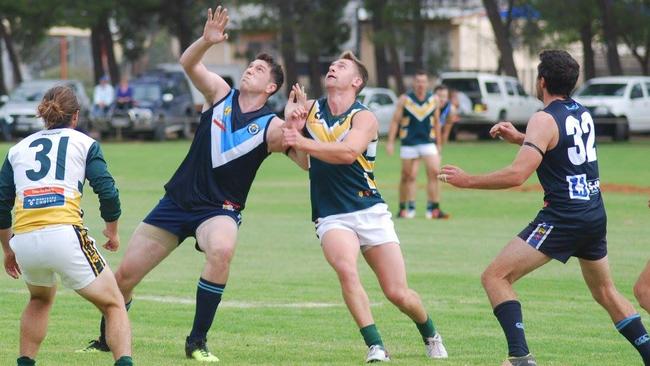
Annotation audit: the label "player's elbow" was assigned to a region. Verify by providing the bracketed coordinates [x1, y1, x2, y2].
[340, 150, 359, 165]
[510, 169, 529, 187]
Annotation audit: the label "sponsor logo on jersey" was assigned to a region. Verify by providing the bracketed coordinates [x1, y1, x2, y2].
[23, 187, 65, 209]
[224, 106, 232, 116]
[222, 200, 241, 211]
[247, 123, 260, 135]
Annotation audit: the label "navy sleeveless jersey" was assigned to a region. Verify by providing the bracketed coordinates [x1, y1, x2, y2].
[534, 98, 606, 231]
[164, 89, 275, 212]
[304, 98, 384, 221]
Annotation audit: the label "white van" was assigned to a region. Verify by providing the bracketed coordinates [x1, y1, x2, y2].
[573, 76, 650, 140]
[439, 72, 542, 138]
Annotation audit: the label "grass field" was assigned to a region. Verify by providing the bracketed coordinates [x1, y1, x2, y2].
[0, 139, 649, 365]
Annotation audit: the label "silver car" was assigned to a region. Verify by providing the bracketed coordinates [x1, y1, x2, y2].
[0, 79, 91, 137]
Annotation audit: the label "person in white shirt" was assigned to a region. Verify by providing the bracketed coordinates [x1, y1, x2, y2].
[92, 75, 115, 121]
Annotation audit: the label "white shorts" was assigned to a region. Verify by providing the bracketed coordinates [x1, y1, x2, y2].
[315, 203, 400, 250]
[10, 225, 106, 290]
[400, 143, 438, 159]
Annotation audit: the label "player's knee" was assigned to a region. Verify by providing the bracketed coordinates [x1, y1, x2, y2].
[29, 294, 54, 308]
[400, 172, 414, 184]
[634, 282, 650, 308]
[384, 287, 409, 307]
[203, 242, 235, 265]
[333, 262, 360, 284]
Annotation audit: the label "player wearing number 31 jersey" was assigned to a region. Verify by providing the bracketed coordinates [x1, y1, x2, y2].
[0, 86, 133, 366]
[438, 50, 650, 366]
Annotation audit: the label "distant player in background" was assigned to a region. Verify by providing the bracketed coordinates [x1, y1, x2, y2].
[282, 52, 448, 363]
[439, 50, 650, 366]
[0, 86, 132, 366]
[78, 5, 306, 363]
[435, 85, 458, 145]
[386, 70, 449, 219]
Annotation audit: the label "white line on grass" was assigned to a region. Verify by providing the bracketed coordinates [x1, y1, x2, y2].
[1, 288, 383, 309]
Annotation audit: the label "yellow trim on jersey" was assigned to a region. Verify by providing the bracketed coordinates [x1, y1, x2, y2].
[13, 195, 82, 234]
[404, 95, 437, 121]
[306, 102, 362, 142]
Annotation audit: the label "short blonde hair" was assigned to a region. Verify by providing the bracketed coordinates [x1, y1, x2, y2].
[339, 50, 368, 94]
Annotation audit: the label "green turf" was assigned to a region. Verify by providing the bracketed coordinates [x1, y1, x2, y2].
[0, 139, 649, 365]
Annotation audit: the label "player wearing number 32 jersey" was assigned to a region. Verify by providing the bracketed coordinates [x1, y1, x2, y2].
[439, 50, 650, 366]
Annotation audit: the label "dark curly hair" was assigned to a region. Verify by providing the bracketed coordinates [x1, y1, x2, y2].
[537, 50, 579, 97]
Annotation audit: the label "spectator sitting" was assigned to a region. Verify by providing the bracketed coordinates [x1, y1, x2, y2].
[115, 77, 133, 110]
[91, 75, 114, 120]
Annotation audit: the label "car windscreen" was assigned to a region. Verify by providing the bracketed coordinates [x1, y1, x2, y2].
[133, 83, 162, 102]
[441, 78, 480, 96]
[9, 83, 55, 102]
[576, 83, 627, 97]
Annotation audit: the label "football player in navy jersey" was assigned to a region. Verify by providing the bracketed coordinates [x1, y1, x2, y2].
[77, 5, 307, 362]
[439, 50, 650, 366]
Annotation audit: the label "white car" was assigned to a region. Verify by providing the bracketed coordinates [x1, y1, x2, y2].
[357, 87, 398, 136]
[439, 72, 543, 138]
[573, 76, 650, 140]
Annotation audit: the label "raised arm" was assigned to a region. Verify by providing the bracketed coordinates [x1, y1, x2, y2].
[440, 111, 558, 189]
[386, 95, 406, 156]
[267, 84, 311, 170]
[179, 6, 232, 107]
[283, 109, 378, 165]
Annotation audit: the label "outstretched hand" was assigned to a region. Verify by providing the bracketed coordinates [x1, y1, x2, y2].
[490, 121, 523, 144]
[203, 6, 229, 44]
[284, 83, 309, 130]
[438, 164, 471, 188]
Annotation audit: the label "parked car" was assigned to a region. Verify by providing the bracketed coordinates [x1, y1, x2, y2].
[95, 73, 195, 140]
[357, 87, 398, 136]
[0, 79, 91, 138]
[439, 72, 542, 138]
[572, 76, 650, 141]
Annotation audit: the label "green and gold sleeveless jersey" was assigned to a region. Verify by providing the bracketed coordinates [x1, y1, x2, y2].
[304, 98, 384, 221]
[400, 91, 437, 146]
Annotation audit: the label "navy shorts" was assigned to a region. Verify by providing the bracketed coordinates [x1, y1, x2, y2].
[143, 195, 242, 244]
[518, 221, 607, 263]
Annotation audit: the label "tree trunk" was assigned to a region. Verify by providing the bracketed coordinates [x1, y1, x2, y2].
[482, 0, 518, 78]
[597, 0, 623, 75]
[172, 0, 194, 55]
[90, 24, 104, 84]
[278, 1, 297, 95]
[579, 21, 596, 79]
[99, 16, 120, 84]
[0, 19, 22, 85]
[307, 50, 322, 98]
[367, 0, 389, 87]
[0, 42, 7, 95]
[412, 0, 424, 71]
[388, 43, 405, 95]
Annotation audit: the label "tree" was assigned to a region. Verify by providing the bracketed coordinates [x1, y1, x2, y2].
[532, 0, 598, 79]
[482, 0, 518, 77]
[597, 0, 623, 75]
[295, 0, 350, 97]
[364, 0, 390, 88]
[616, 0, 650, 75]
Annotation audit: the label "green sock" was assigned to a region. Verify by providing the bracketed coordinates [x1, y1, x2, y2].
[416, 316, 436, 340]
[17, 356, 35, 366]
[114, 356, 133, 366]
[360, 324, 384, 347]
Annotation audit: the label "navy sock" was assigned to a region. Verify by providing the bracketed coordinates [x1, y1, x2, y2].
[99, 299, 132, 344]
[493, 300, 529, 357]
[17, 356, 35, 366]
[427, 201, 439, 211]
[616, 314, 650, 365]
[407, 201, 415, 210]
[188, 278, 225, 342]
